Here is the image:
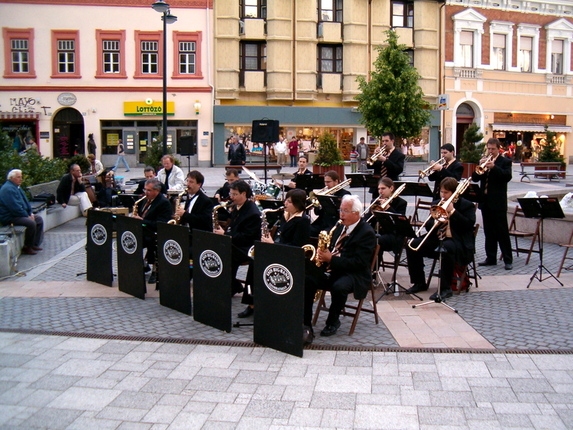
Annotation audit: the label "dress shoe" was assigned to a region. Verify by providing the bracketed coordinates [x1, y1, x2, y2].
[504, 263, 513, 270]
[303, 326, 314, 346]
[406, 283, 428, 294]
[430, 289, 453, 301]
[31, 246, 43, 251]
[22, 246, 37, 255]
[238, 306, 254, 318]
[143, 264, 151, 274]
[320, 320, 341, 337]
[148, 272, 157, 284]
[478, 260, 497, 266]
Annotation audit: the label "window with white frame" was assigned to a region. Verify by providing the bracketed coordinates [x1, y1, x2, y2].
[57, 40, 75, 73]
[545, 19, 573, 77]
[141, 41, 158, 74]
[179, 41, 196, 74]
[103, 40, 120, 73]
[551, 39, 564, 75]
[11, 39, 29, 73]
[452, 9, 486, 69]
[492, 34, 506, 70]
[460, 31, 474, 68]
[319, 0, 343, 22]
[519, 36, 532, 72]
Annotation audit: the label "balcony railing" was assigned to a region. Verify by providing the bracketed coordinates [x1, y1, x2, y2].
[453, 68, 482, 78]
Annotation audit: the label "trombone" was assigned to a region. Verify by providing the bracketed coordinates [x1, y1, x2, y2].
[362, 183, 406, 221]
[306, 178, 352, 210]
[475, 155, 495, 175]
[407, 179, 470, 251]
[418, 158, 446, 179]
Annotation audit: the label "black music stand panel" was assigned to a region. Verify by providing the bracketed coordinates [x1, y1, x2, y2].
[157, 223, 191, 316]
[253, 242, 305, 357]
[193, 230, 233, 332]
[518, 197, 565, 219]
[115, 216, 146, 299]
[86, 210, 113, 287]
[394, 182, 434, 198]
[374, 211, 416, 238]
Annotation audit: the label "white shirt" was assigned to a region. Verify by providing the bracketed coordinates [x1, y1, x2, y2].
[275, 141, 287, 154]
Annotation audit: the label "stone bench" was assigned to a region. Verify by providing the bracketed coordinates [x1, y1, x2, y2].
[519, 162, 566, 182]
[27, 179, 81, 231]
[0, 225, 26, 278]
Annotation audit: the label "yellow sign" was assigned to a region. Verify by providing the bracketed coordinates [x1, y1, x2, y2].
[124, 101, 175, 116]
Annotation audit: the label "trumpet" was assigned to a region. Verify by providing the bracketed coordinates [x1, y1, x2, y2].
[362, 183, 406, 221]
[407, 179, 470, 251]
[418, 158, 446, 179]
[367, 146, 387, 165]
[475, 155, 495, 175]
[167, 190, 186, 225]
[131, 196, 147, 216]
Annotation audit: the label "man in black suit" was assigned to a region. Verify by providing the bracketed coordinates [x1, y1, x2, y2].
[286, 156, 312, 192]
[310, 170, 350, 237]
[174, 170, 213, 247]
[427, 144, 463, 197]
[305, 195, 377, 339]
[369, 132, 405, 199]
[132, 178, 173, 284]
[472, 138, 513, 270]
[135, 167, 167, 195]
[406, 177, 476, 299]
[213, 180, 261, 317]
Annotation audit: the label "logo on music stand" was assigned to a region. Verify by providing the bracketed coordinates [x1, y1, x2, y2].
[199, 250, 223, 278]
[120, 231, 137, 255]
[90, 224, 107, 246]
[163, 240, 182, 266]
[263, 264, 293, 295]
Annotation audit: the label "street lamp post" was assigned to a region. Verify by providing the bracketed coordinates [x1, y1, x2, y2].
[152, 0, 177, 155]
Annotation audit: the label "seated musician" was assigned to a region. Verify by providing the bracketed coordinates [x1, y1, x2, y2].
[214, 168, 239, 202]
[369, 132, 405, 199]
[310, 170, 350, 237]
[366, 177, 407, 255]
[135, 167, 167, 196]
[427, 144, 463, 197]
[213, 180, 261, 317]
[56, 164, 93, 216]
[405, 177, 476, 300]
[131, 178, 173, 285]
[286, 156, 312, 190]
[304, 195, 377, 340]
[174, 170, 213, 247]
[261, 189, 310, 247]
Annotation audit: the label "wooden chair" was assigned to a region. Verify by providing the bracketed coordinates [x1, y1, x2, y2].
[411, 198, 434, 229]
[507, 206, 541, 265]
[557, 227, 573, 278]
[312, 244, 380, 335]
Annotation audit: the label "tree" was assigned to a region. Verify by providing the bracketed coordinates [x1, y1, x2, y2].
[459, 123, 485, 164]
[355, 29, 431, 143]
[314, 132, 345, 167]
[538, 125, 564, 163]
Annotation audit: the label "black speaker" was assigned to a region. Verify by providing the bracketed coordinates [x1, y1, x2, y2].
[252, 120, 279, 143]
[179, 135, 196, 156]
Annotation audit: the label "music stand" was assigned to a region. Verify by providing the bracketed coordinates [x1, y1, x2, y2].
[293, 174, 316, 195]
[347, 171, 374, 203]
[316, 195, 343, 216]
[394, 181, 434, 199]
[373, 211, 422, 300]
[462, 183, 481, 204]
[518, 198, 565, 288]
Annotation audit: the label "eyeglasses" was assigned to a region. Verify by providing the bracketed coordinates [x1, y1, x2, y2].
[338, 209, 357, 214]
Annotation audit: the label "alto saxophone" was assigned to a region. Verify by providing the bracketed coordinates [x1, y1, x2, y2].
[131, 196, 147, 217]
[168, 190, 186, 225]
[312, 220, 343, 301]
[248, 207, 284, 257]
[212, 201, 229, 230]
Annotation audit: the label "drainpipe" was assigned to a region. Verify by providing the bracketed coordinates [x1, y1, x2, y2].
[292, 0, 296, 106]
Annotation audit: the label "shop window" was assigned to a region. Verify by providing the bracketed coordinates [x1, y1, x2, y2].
[519, 36, 532, 72]
[392, 1, 413, 28]
[492, 33, 506, 71]
[134, 31, 161, 79]
[3, 28, 35, 78]
[240, 0, 266, 19]
[173, 31, 202, 79]
[319, 0, 342, 22]
[95, 30, 126, 78]
[239, 42, 266, 86]
[551, 39, 564, 75]
[51, 30, 80, 78]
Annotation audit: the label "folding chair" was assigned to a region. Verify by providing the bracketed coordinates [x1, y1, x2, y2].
[557, 227, 573, 278]
[507, 206, 541, 265]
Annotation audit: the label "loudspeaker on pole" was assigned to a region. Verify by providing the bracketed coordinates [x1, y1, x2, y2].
[252, 120, 280, 143]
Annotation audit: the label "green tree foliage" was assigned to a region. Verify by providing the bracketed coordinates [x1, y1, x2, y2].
[459, 123, 485, 163]
[314, 132, 345, 167]
[68, 155, 91, 174]
[355, 30, 431, 142]
[538, 125, 564, 163]
[142, 136, 180, 171]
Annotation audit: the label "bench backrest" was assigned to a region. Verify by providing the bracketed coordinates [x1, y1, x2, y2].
[27, 180, 60, 198]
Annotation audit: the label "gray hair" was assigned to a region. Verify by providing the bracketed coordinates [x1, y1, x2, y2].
[341, 195, 362, 213]
[7, 169, 22, 180]
[145, 177, 163, 191]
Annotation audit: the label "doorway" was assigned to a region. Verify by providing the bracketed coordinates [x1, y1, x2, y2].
[52, 108, 85, 158]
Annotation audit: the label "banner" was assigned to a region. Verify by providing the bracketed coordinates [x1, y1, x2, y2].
[86, 210, 113, 287]
[115, 216, 146, 299]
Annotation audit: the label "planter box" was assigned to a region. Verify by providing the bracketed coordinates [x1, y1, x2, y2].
[312, 164, 345, 180]
[461, 162, 477, 179]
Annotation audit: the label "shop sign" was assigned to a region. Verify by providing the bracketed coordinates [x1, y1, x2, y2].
[124, 101, 174, 116]
[57, 93, 77, 106]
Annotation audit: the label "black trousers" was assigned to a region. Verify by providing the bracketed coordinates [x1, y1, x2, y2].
[231, 246, 254, 302]
[482, 208, 512, 264]
[11, 215, 43, 247]
[406, 234, 456, 291]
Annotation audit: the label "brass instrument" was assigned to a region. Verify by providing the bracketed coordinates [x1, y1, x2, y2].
[302, 244, 316, 261]
[475, 155, 495, 175]
[367, 145, 387, 165]
[310, 220, 343, 301]
[248, 206, 284, 257]
[306, 178, 352, 210]
[363, 183, 406, 221]
[167, 190, 186, 225]
[212, 201, 229, 230]
[418, 157, 446, 179]
[407, 179, 471, 251]
[131, 196, 147, 216]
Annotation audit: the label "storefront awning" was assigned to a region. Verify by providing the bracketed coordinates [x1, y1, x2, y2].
[0, 112, 40, 120]
[492, 123, 572, 133]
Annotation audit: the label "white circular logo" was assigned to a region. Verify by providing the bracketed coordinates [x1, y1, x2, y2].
[120, 231, 137, 255]
[57, 92, 77, 106]
[263, 264, 293, 295]
[199, 250, 223, 278]
[90, 224, 107, 246]
[145, 98, 153, 105]
[163, 240, 183, 266]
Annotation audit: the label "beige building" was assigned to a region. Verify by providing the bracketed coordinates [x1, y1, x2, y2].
[0, 0, 213, 168]
[444, 0, 573, 162]
[213, 0, 444, 164]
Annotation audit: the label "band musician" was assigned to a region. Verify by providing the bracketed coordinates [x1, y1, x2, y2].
[213, 180, 261, 317]
[309, 170, 350, 237]
[132, 178, 173, 285]
[369, 132, 405, 199]
[286, 156, 312, 190]
[427, 144, 463, 197]
[405, 177, 476, 300]
[135, 167, 167, 196]
[214, 168, 240, 202]
[471, 138, 513, 270]
[261, 189, 311, 247]
[174, 170, 213, 247]
[304, 195, 377, 338]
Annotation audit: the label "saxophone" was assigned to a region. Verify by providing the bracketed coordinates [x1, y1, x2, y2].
[248, 207, 284, 257]
[131, 196, 147, 216]
[212, 201, 229, 230]
[313, 220, 342, 267]
[168, 190, 186, 225]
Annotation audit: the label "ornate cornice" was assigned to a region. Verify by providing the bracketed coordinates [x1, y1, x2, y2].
[446, 0, 573, 17]
[0, 85, 213, 93]
[0, 0, 212, 8]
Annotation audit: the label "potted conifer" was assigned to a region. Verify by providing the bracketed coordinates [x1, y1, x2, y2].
[312, 132, 346, 179]
[459, 123, 485, 178]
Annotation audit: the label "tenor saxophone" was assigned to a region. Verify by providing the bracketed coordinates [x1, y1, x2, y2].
[312, 220, 343, 301]
[131, 196, 147, 216]
[168, 190, 185, 225]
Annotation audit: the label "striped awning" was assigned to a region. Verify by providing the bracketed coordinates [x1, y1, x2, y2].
[0, 112, 40, 120]
[492, 123, 572, 133]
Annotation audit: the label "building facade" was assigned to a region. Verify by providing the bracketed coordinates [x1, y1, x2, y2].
[1, 0, 213, 168]
[213, 0, 443, 165]
[444, 0, 573, 162]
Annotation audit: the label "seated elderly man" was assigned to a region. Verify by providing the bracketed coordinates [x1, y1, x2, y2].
[0, 169, 44, 255]
[56, 163, 93, 216]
